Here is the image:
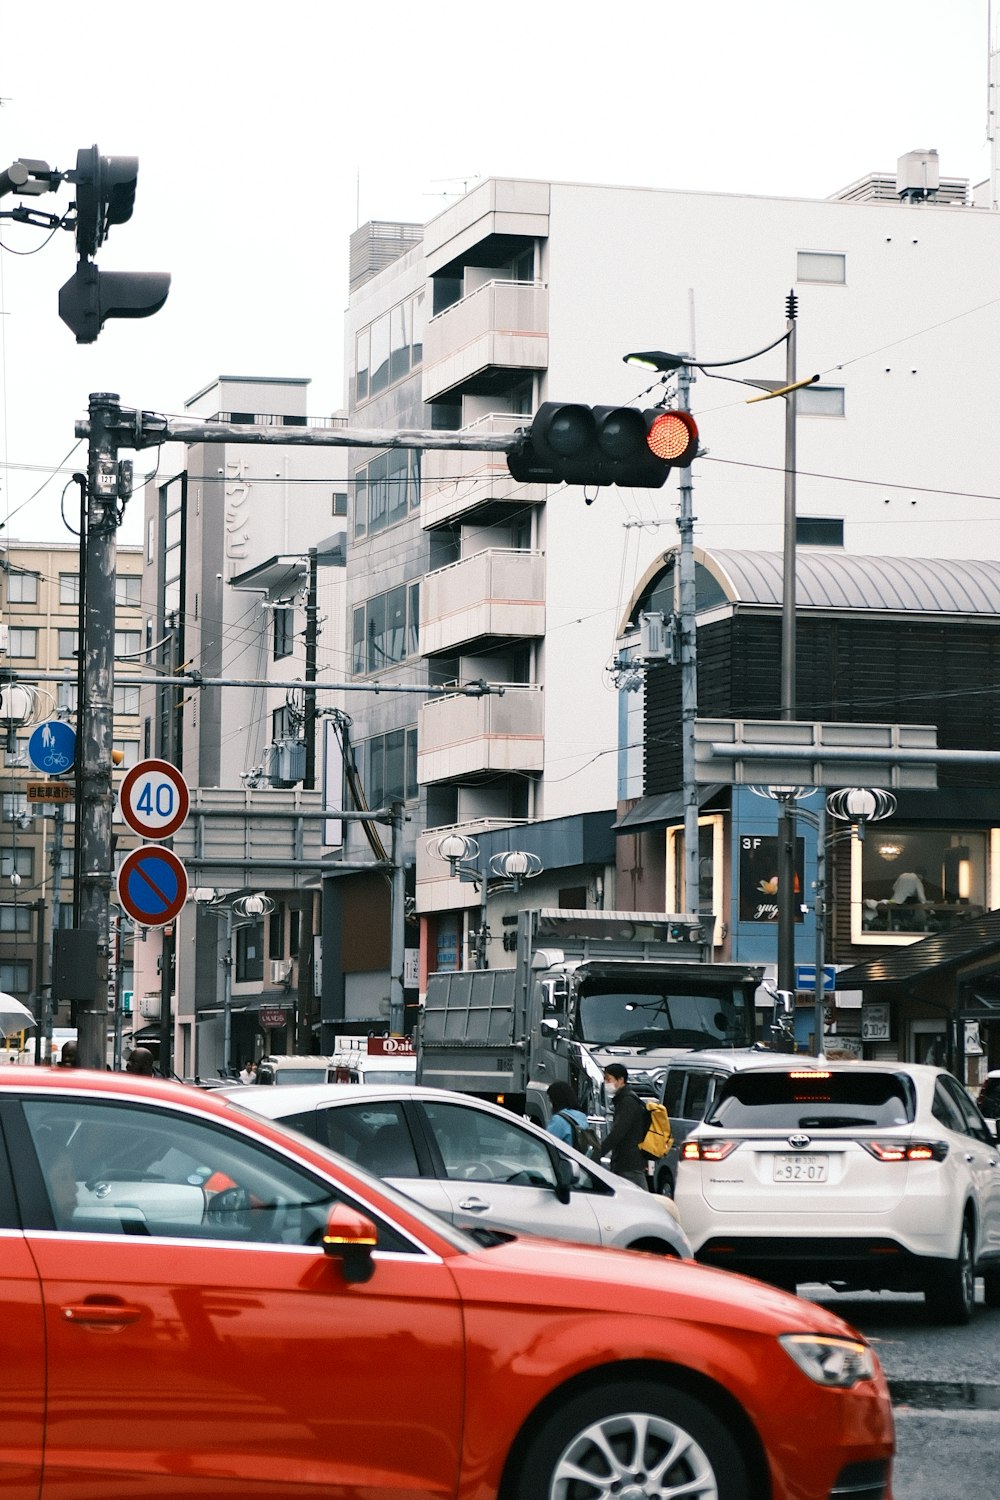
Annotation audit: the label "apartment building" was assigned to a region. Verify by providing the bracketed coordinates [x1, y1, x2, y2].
[333, 153, 1000, 1014]
[0, 540, 144, 1047]
[139, 375, 347, 1078]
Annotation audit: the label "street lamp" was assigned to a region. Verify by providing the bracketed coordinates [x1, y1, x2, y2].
[430, 834, 542, 969]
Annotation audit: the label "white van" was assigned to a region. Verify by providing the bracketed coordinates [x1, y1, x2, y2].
[330, 1049, 417, 1087]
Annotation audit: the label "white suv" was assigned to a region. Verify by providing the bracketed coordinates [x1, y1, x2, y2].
[674, 1060, 1000, 1324]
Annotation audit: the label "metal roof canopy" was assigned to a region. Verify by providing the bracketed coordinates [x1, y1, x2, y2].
[836, 909, 1000, 989]
[694, 718, 939, 789]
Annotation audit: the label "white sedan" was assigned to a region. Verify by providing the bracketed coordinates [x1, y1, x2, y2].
[222, 1082, 691, 1258]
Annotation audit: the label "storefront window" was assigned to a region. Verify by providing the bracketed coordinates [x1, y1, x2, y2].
[854, 828, 987, 944]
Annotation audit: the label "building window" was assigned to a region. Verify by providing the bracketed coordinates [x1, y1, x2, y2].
[57, 682, 79, 714]
[114, 631, 142, 659]
[332, 491, 347, 518]
[268, 907, 284, 961]
[796, 517, 844, 546]
[112, 739, 140, 769]
[114, 684, 140, 716]
[854, 828, 988, 944]
[798, 385, 845, 417]
[59, 574, 81, 605]
[665, 816, 726, 947]
[353, 584, 420, 676]
[797, 250, 846, 284]
[235, 921, 264, 983]
[115, 575, 142, 608]
[58, 630, 79, 659]
[0, 905, 31, 933]
[355, 291, 425, 406]
[0, 961, 30, 995]
[7, 628, 37, 659]
[0, 849, 32, 881]
[364, 726, 419, 805]
[6, 572, 38, 604]
[273, 606, 294, 660]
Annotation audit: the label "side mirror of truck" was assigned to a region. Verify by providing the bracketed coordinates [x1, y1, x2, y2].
[540, 1016, 560, 1036]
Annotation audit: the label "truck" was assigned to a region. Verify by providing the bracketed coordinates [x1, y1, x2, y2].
[417, 908, 790, 1129]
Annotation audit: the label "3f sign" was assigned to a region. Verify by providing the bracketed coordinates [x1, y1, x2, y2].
[119, 758, 190, 840]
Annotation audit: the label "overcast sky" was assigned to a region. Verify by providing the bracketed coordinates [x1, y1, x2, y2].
[0, 0, 991, 546]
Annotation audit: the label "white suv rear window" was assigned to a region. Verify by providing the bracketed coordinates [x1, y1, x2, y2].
[708, 1072, 916, 1130]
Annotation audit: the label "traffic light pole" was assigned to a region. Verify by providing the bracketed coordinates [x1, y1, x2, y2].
[776, 296, 799, 995]
[76, 393, 123, 1070]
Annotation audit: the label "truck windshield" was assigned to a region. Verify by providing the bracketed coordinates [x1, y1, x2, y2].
[577, 984, 749, 1050]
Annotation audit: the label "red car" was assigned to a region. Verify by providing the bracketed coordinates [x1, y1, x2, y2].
[0, 1069, 894, 1498]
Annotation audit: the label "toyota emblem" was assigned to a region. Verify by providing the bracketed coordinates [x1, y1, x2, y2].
[787, 1134, 811, 1149]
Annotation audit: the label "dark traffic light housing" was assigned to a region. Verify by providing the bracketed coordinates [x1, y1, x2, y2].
[59, 144, 170, 344]
[506, 402, 699, 489]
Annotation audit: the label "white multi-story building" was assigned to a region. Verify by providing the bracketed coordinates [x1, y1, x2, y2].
[333, 152, 1000, 1007]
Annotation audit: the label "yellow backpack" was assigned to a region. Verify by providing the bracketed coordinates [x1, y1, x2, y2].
[639, 1099, 673, 1158]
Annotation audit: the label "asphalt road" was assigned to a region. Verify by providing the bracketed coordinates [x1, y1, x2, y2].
[801, 1282, 1000, 1500]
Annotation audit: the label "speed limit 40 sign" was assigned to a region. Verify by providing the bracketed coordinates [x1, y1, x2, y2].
[119, 758, 190, 840]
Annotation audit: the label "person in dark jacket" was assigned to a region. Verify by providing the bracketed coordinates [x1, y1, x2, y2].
[598, 1063, 649, 1189]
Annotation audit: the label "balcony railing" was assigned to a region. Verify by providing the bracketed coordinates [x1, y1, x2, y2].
[420, 549, 545, 656]
[422, 279, 548, 403]
[418, 685, 543, 785]
[421, 412, 545, 528]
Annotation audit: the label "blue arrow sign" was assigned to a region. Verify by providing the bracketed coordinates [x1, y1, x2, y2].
[795, 963, 837, 993]
[28, 720, 76, 774]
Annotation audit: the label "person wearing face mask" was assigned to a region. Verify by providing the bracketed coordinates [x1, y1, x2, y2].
[598, 1063, 649, 1190]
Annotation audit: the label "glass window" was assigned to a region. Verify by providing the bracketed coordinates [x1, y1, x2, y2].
[411, 292, 425, 366]
[390, 301, 411, 384]
[313, 1100, 421, 1178]
[0, 961, 29, 993]
[387, 449, 408, 526]
[797, 250, 846, 284]
[112, 739, 139, 769]
[332, 492, 347, 517]
[21, 1096, 417, 1251]
[709, 1071, 916, 1130]
[273, 606, 293, 660]
[57, 683, 79, 713]
[857, 829, 987, 941]
[366, 593, 387, 673]
[368, 452, 389, 534]
[7, 572, 37, 604]
[2, 794, 29, 822]
[235, 921, 264, 983]
[114, 631, 142, 659]
[796, 516, 844, 546]
[7, 628, 37, 658]
[367, 736, 385, 809]
[59, 574, 80, 605]
[407, 582, 420, 657]
[115, 575, 142, 608]
[355, 326, 370, 404]
[798, 385, 845, 417]
[58, 630, 79, 659]
[931, 1081, 967, 1134]
[0, 905, 31, 932]
[370, 312, 390, 395]
[405, 727, 418, 801]
[352, 606, 366, 675]
[114, 685, 140, 716]
[385, 730, 405, 803]
[385, 585, 407, 665]
[268, 907, 284, 960]
[353, 469, 367, 539]
[421, 1100, 558, 1189]
[409, 451, 421, 510]
[0, 848, 32, 880]
[289, 908, 300, 959]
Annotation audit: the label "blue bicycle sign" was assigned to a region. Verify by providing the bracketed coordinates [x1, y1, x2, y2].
[28, 721, 76, 775]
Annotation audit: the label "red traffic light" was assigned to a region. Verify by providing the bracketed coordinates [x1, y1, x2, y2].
[647, 410, 698, 465]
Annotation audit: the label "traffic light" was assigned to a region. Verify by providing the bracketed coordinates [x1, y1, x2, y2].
[506, 402, 699, 489]
[58, 144, 170, 344]
[72, 146, 138, 257]
[59, 260, 171, 344]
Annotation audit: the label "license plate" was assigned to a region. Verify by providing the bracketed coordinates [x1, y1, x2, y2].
[772, 1154, 829, 1183]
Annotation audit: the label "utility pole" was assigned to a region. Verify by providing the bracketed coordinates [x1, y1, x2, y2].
[389, 802, 406, 1033]
[303, 547, 318, 791]
[76, 392, 126, 1070]
[676, 363, 701, 924]
[776, 293, 799, 996]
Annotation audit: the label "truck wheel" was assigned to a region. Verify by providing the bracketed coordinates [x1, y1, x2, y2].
[512, 1381, 746, 1500]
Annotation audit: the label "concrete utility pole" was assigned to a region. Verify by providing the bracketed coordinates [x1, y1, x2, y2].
[675, 364, 701, 924]
[76, 393, 127, 1070]
[776, 293, 799, 996]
